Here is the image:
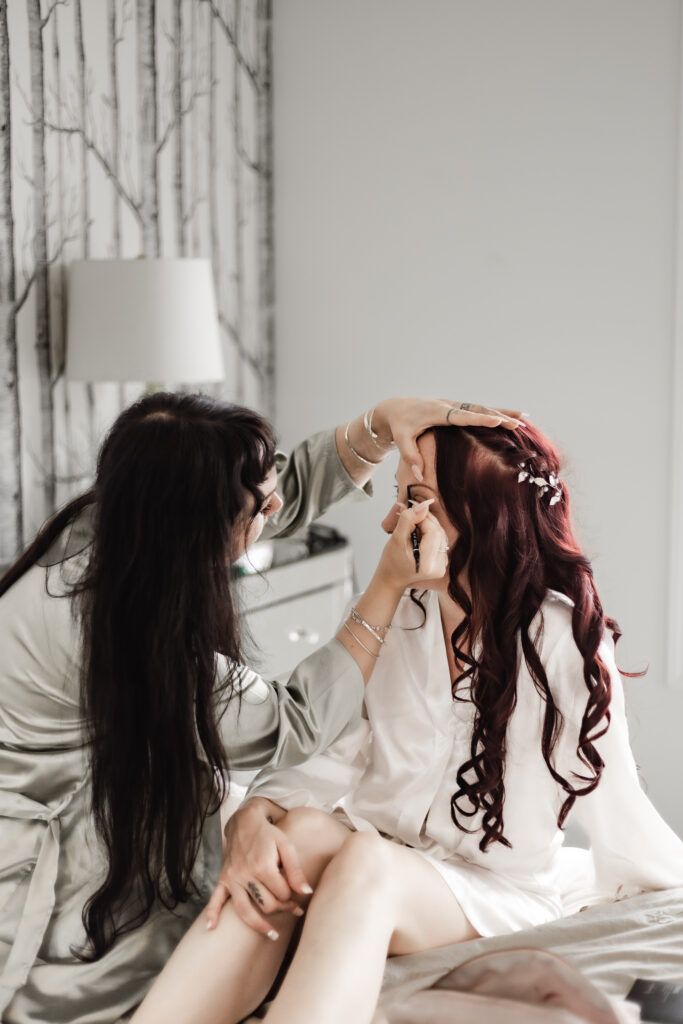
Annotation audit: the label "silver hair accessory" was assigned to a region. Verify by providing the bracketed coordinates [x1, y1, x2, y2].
[517, 461, 562, 506]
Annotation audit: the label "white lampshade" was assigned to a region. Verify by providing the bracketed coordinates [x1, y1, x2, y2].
[66, 258, 224, 383]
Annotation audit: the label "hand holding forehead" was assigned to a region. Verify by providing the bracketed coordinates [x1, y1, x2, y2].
[373, 397, 522, 482]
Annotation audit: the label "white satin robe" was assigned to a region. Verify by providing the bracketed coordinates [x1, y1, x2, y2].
[249, 589, 683, 936]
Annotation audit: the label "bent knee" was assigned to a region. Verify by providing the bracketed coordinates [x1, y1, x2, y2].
[325, 832, 397, 892]
[278, 806, 337, 840]
[278, 806, 349, 861]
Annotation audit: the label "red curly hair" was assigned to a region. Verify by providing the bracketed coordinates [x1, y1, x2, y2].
[430, 422, 621, 852]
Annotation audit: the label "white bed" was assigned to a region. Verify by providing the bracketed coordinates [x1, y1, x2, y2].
[377, 885, 683, 1008]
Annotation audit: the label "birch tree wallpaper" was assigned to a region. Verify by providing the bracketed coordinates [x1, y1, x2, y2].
[0, 0, 274, 565]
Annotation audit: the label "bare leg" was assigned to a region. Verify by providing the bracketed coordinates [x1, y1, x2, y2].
[265, 833, 479, 1024]
[130, 809, 350, 1024]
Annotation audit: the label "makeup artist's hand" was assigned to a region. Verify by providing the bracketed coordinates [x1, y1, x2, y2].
[371, 398, 523, 482]
[205, 797, 309, 935]
[376, 498, 449, 587]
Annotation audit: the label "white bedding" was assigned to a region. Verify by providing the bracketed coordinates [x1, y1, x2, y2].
[378, 885, 683, 1006]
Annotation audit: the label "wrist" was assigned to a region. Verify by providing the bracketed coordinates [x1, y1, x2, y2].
[363, 406, 396, 452]
[369, 402, 395, 449]
[363, 567, 406, 605]
[242, 796, 286, 825]
[344, 417, 386, 467]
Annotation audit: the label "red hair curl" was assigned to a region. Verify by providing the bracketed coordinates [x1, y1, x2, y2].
[431, 422, 621, 852]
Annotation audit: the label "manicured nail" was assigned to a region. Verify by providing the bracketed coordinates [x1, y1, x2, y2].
[410, 464, 424, 482]
[206, 919, 214, 931]
[301, 883, 313, 895]
[293, 906, 305, 917]
[267, 929, 279, 941]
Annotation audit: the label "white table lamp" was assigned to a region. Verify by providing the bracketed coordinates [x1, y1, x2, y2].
[66, 259, 224, 384]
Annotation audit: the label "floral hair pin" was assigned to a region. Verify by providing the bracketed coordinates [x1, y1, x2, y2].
[517, 461, 562, 506]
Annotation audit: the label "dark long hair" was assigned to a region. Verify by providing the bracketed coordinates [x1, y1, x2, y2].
[0, 391, 276, 957]
[430, 423, 623, 853]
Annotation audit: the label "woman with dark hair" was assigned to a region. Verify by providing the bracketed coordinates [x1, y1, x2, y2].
[0, 391, 519, 1023]
[134, 420, 683, 1024]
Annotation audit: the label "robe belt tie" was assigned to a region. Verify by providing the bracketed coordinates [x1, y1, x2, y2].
[0, 781, 86, 1014]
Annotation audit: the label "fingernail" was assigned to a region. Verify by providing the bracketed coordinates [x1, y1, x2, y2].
[206, 919, 214, 931]
[301, 883, 313, 895]
[293, 906, 305, 917]
[417, 498, 435, 508]
[411, 464, 424, 482]
[267, 929, 279, 941]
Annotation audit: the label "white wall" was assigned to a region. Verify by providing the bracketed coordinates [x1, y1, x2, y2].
[272, 0, 683, 834]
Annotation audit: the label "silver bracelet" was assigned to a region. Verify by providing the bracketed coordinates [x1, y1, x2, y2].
[343, 621, 380, 659]
[344, 421, 383, 466]
[363, 408, 397, 450]
[349, 606, 391, 644]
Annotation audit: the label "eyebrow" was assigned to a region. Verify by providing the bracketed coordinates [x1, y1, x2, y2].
[406, 482, 437, 494]
[396, 474, 437, 490]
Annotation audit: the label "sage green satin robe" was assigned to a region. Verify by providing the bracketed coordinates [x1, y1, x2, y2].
[0, 430, 369, 1023]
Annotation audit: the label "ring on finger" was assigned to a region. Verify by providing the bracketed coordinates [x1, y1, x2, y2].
[447, 403, 474, 424]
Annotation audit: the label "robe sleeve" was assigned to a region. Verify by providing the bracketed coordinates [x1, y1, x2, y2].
[243, 714, 370, 811]
[261, 428, 372, 540]
[550, 629, 683, 898]
[216, 429, 372, 771]
[215, 639, 366, 772]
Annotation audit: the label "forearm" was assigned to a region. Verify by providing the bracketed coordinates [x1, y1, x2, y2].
[263, 429, 373, 540]
[335, 570, 404, 683]
[226, 795, 288, 835]
[334, 407, 395, 487]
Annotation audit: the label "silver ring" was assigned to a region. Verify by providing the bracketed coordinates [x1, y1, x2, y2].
[447, 402, 475, 424]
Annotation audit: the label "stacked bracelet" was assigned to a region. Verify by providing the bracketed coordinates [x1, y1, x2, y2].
[349, 606, 391, 645]
[343, 621, 379, 659]
[363, 408, 397, 451]
[344, 421, 383, 466]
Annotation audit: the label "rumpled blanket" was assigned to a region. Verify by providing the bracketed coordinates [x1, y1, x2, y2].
[376, 948, 640, 1023]
[377, 884, 683, 1008]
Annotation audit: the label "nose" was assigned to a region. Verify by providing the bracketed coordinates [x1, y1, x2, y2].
[270, 493, 283, 516]
[381, 502, 402, 534]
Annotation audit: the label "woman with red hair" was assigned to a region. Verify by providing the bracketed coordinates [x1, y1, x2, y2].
[134, 421, 683, 1024]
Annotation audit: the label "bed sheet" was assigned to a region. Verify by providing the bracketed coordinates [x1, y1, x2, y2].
[378, 885, 683, 1007]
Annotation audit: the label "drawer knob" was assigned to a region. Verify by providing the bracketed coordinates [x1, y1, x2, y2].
[288, 628, 321, 645]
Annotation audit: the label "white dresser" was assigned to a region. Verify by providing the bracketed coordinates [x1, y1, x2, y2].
[236, 543, 354, 683]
